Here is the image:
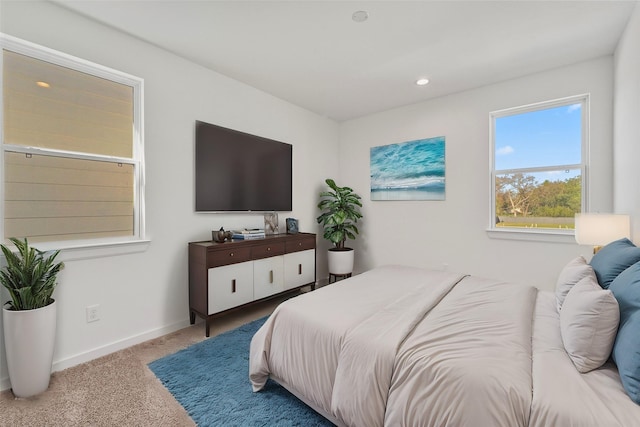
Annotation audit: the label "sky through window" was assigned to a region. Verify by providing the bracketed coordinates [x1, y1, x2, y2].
[495, 104, 582, 172]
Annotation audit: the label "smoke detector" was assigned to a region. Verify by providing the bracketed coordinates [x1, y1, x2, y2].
[352, 10, 369, 23]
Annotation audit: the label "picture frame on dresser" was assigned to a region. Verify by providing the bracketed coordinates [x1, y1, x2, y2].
[286, 217, 299, 234]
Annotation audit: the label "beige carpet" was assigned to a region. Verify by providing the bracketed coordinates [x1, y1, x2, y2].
[0, 296, 288, 426]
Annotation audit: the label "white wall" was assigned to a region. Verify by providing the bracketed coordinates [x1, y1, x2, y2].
[339, 57, 615, 290]
[0, 0, 339, 387]
[614, 4, 640, 241]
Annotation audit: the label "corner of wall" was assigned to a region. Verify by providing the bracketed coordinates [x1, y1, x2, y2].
[613, 2, 640, 242]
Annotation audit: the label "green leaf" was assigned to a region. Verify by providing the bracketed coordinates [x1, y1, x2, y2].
[316, 179, 363, 248]
[0, 238, 64, 310]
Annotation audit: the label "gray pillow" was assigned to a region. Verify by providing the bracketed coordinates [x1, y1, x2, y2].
[560, 275, 620, 373]
[555, 256, 596, 311]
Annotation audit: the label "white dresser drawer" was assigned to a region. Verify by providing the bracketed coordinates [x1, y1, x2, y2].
[284, 249, 315, 290]
[253, 256, 284, 300]
[208, 262, 254, 314]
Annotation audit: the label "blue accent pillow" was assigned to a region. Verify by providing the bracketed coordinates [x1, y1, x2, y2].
[609, 261, 640, 404]
[589, 238, 640, 289]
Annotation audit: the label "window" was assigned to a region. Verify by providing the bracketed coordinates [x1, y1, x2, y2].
[490, 95, 588, 234]
[1, 34, 145, 246]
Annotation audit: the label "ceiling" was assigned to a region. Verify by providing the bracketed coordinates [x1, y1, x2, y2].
[52, 0, 637, 122]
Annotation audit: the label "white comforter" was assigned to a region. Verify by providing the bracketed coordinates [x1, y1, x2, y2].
[249, 265, 640, 426]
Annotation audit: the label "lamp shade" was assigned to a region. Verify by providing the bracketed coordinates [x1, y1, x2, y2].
[575, 213, 630, 246]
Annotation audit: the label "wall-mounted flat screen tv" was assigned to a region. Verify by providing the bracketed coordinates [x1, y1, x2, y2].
[195, 120, 292, 212]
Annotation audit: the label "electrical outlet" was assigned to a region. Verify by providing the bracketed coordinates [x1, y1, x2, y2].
[86, 304, 100, 323]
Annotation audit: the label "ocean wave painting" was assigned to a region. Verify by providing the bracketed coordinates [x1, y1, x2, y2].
[370, 136, 445, 201]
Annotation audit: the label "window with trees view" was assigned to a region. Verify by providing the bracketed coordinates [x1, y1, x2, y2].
[491, 95, 587, 233]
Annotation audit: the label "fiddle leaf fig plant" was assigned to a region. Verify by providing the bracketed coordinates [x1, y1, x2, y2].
[0, 238, 64, 311]
[316, 178, 363, 249]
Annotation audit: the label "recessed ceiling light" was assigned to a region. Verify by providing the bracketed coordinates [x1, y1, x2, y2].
[36, 81, 50, 88]
[416, 78, 430, 86]
[352, 10, 369, 23]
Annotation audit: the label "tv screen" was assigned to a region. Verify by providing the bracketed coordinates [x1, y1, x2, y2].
[195, 121, 292, 212]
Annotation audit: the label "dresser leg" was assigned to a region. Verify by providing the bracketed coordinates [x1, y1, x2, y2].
[206, 318, 210, 337]
[190, 310, 195, 325]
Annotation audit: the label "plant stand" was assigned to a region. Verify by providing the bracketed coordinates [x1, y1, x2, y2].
[328, 272, 352, 284]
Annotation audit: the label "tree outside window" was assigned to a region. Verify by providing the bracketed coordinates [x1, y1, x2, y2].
[491, 96, 587, 232]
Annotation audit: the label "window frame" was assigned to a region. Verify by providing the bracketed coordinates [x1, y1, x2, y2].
[488, 94, 590, 241]
[0, 33, 147, 254]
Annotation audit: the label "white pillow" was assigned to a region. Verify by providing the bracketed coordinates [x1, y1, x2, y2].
[555, 256, 596, 311]
[560, 275, 620, 373]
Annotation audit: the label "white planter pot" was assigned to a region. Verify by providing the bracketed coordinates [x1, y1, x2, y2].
[328, 248, 355, 275]
[3, 300, 57, 398]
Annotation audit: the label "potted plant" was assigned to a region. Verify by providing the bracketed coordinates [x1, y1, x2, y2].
[316, 178, 363, 277]
[0, 237, 64, 398]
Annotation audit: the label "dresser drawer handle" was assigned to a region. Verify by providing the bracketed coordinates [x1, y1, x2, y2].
[267, 247, 271, 251]
[230, 253, 234, 257]
[232, 279, 236, 293]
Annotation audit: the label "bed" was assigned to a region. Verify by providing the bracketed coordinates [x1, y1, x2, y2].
[250, 250, 640, 426]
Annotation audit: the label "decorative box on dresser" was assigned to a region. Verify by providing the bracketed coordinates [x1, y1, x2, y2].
[188, 232, 316, 336]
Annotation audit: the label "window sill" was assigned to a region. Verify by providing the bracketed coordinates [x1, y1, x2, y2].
[486, 228, 577, 244]
[33, 238, 151, 262]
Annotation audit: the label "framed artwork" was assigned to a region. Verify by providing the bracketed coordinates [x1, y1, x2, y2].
[370, 136, 445, 201]
[286, 218, 299, 234]
[264, 212, 279, 234]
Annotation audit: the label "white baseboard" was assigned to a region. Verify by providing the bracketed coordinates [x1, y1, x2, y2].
[0, 318, 192, 392]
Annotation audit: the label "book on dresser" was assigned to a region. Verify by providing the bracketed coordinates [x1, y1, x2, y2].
[231, 229, 266, 240]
